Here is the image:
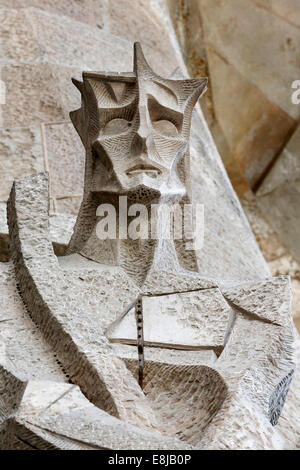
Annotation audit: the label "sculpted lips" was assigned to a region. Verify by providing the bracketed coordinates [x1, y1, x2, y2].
[126, 164, 161, 178]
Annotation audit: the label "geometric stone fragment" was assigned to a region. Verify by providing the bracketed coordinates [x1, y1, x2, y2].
[257, 124, 300, 197]
[0, 127, 44, 202]
[222, 276, 292, 326]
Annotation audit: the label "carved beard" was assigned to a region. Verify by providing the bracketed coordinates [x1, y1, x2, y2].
[70, 43, 207, 201]
[90, 128, 188, 200]
[67, 43, 206, 274]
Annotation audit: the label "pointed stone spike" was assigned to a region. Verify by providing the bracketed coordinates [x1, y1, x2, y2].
[191, 77, 208, 102]
[176, 77, 208, 99]
[71, 78, 84, 94]
[133, 42, 153, 77]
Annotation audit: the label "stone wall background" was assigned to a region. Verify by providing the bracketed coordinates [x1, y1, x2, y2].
[0, 0, 299, 328]
[0, 0, 183, 214]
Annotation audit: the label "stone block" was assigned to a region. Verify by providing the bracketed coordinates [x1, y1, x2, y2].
[257, 124, 300, 196]
[109, 289, 230, 349]
[0, 8, 132, 71]
[55, 197, 82, 216]
[0, 0, 104, 27]
[0, 126, 44, 201]
[206, 47, 295, 189]
[199, 0, 300, 119]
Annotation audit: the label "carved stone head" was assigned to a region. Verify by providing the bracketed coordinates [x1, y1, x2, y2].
[70, 43, 207, 200]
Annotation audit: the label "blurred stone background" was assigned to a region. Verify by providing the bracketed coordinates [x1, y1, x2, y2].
[167, 0, 300, 331]
[0, 0, 299, 330]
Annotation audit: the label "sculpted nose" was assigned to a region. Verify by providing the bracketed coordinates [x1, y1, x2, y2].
[136, 107, 149, 140]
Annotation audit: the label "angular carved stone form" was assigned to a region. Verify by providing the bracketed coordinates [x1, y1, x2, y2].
[67, 42, 208, 280]
[0, 44, 296, 450]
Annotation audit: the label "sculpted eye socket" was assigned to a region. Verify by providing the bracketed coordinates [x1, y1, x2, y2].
[152, 119, 179, 137]
[102, 118, 131, 136]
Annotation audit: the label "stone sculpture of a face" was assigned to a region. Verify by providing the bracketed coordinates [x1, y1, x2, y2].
[70, 43, 207, 200]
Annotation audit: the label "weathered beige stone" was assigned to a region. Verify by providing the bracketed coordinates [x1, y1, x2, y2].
[0, 4, 270, 283]
[255, 124, 300, 268]
[276, 336, 300, 449]
[0, 8, 40, 63]
[167, 0, 300, 339]
[199, 0, 300, 120]
[0, 121, 84, 216]
[166, 0, 212, 121]
[106, 0, 180, 75]
[0, 0, 104, 27]
[257, 181, 300, 266]
[0, 8, 132, 71]
[257, 124, 300, 196]
[55, 197, 83, 216]
[206, 47, 296, 190]
[0, 262, 64, 381]
[167, 0, 300, 194]
[8, 380, 193, 450]
[1, 64, 81, 128]
[222, 276, 291, 327]
[187, 108, 270, 281]
[45, 123, 84, 200]
[109, 289, 231, 350]
[0, 202, 76, 259]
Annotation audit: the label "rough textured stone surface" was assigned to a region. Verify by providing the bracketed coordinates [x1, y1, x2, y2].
[105, 0, 179, 75]
[205, 47, 295, 191]
[2, 381, 192, 450]
[0, 8, 131, 70]
[7, 173, 160, 432]
[188, 109, 269, 280]
[198, 0, 300, 120]
[257, 182, 300, 265]
[167, 2, 299, 330]
[0, 203, 9, 262]
[222, 276, 292, 327]
[109, 289, 230, 350]
[0, 262, 64, 381]
[0, 126, 44, 201]
[256, 124, 300, 266]
[1, 64, 81, 128]
[276, 336, 300, 449]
